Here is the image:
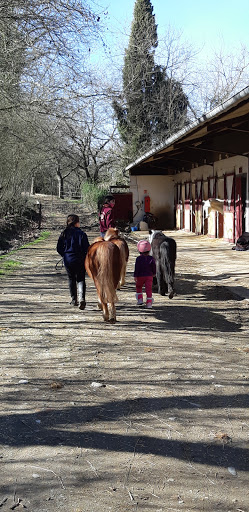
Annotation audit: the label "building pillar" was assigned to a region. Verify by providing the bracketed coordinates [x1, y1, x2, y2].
[245, 159, 249, 232]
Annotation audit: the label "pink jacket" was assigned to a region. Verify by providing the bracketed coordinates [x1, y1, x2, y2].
[99, 203, 115, 233]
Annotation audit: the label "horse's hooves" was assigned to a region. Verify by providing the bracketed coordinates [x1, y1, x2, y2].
[109, 318, 116, 324]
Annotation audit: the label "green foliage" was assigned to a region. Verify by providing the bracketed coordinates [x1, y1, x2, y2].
[113, 0, 188, 163]
[20, 231, 51, 248]
[81, 182, 109, 211]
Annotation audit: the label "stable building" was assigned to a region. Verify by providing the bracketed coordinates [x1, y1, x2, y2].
[127, 86, 249, 243]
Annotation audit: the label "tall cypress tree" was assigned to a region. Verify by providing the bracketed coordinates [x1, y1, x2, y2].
[113, 0, 188, 163]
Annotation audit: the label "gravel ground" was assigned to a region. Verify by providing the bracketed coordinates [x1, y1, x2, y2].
[0, 196, 248, 512]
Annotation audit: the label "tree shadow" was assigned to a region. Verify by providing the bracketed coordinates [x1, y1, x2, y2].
[117, 301, 241, 332]
[0, 394, 249, 471]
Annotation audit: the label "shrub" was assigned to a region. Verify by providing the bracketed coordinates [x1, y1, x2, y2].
[81, 182, 109, 211]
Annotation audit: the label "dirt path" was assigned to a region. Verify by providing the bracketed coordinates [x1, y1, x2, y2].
[0, 197, 249, 512]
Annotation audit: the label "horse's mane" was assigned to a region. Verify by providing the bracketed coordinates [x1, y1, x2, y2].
[149, 230, 163, 244]
[104, 228, 120, 241]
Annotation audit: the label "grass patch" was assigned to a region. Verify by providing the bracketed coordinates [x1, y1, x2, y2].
[0, 259, 22, 276]
[63, 198, 82, 204]
[0, 230, 51, 258]
[0, 231, 51, 276]
[20, 230, 51, 248]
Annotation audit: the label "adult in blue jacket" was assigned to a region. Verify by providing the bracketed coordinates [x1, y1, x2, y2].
[57, 214, 89, 309]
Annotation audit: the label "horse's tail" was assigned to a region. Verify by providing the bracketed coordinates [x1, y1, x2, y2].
[96, 242, 121, 304]
[160, 238, 176, 298]
[117, 241, 129, 286]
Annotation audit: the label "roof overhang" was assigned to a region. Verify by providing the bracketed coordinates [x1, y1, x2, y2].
[127, 87, 249, 176]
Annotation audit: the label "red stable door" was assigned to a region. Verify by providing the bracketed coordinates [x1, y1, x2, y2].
[184, 181, 191, 232]
[195, 179, 203, 235]
[235, 175, 243, 241]
[224, 173, 235, 243]
[112, 193, 133, 223]
[207, 176, 217, 237]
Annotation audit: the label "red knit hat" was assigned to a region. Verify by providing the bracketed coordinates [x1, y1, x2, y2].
[137, 240, 151, 253]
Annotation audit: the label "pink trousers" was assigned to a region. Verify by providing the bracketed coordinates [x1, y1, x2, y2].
[135, 276, 153, 299]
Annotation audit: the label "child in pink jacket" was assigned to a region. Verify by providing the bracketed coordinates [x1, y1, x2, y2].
[134, 240, 156, 308]
[99, 195, 116, 238]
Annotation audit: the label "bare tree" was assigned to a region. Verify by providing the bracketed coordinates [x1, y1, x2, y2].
[0, 0, 109, 212]
[194, 43, 249, 115]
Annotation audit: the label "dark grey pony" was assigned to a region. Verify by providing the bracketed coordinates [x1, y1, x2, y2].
[149, 230, 177, 299]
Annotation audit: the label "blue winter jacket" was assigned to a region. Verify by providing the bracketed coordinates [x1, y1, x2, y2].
[57, 227, 89, 268]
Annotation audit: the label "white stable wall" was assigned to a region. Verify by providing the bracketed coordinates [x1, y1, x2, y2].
[130, 155, 249, 233]
[130, 174, 175, 228]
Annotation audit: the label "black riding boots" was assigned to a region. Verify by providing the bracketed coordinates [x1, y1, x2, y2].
[69, 279, 78, 306]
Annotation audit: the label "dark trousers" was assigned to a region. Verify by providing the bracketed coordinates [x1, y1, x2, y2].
[65, 262, 86, 302]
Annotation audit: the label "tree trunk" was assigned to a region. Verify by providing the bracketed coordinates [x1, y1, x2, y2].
[56, 166, 64, 198]
[30, 176, 35, 195]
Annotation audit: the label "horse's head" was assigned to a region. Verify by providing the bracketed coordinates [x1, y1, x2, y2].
[202, 200, 211, 219]
[104, 227, 119, 241]
[148, 229, 161, 244]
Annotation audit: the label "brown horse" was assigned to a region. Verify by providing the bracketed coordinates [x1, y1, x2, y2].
[104, 228, 129, 288]
[85, 239, 122, 323]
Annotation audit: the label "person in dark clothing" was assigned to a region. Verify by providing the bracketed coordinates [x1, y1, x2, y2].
[57, 214, 89, 309]
[134, 240, 156, 308]
[99, 195, 115, 237]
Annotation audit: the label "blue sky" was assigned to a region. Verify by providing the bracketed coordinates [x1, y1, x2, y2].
[97, 0, 249, 58]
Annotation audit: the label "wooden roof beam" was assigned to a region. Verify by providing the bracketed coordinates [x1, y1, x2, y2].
[185, 144, 239, 157]
[207, 114, 249, 132]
